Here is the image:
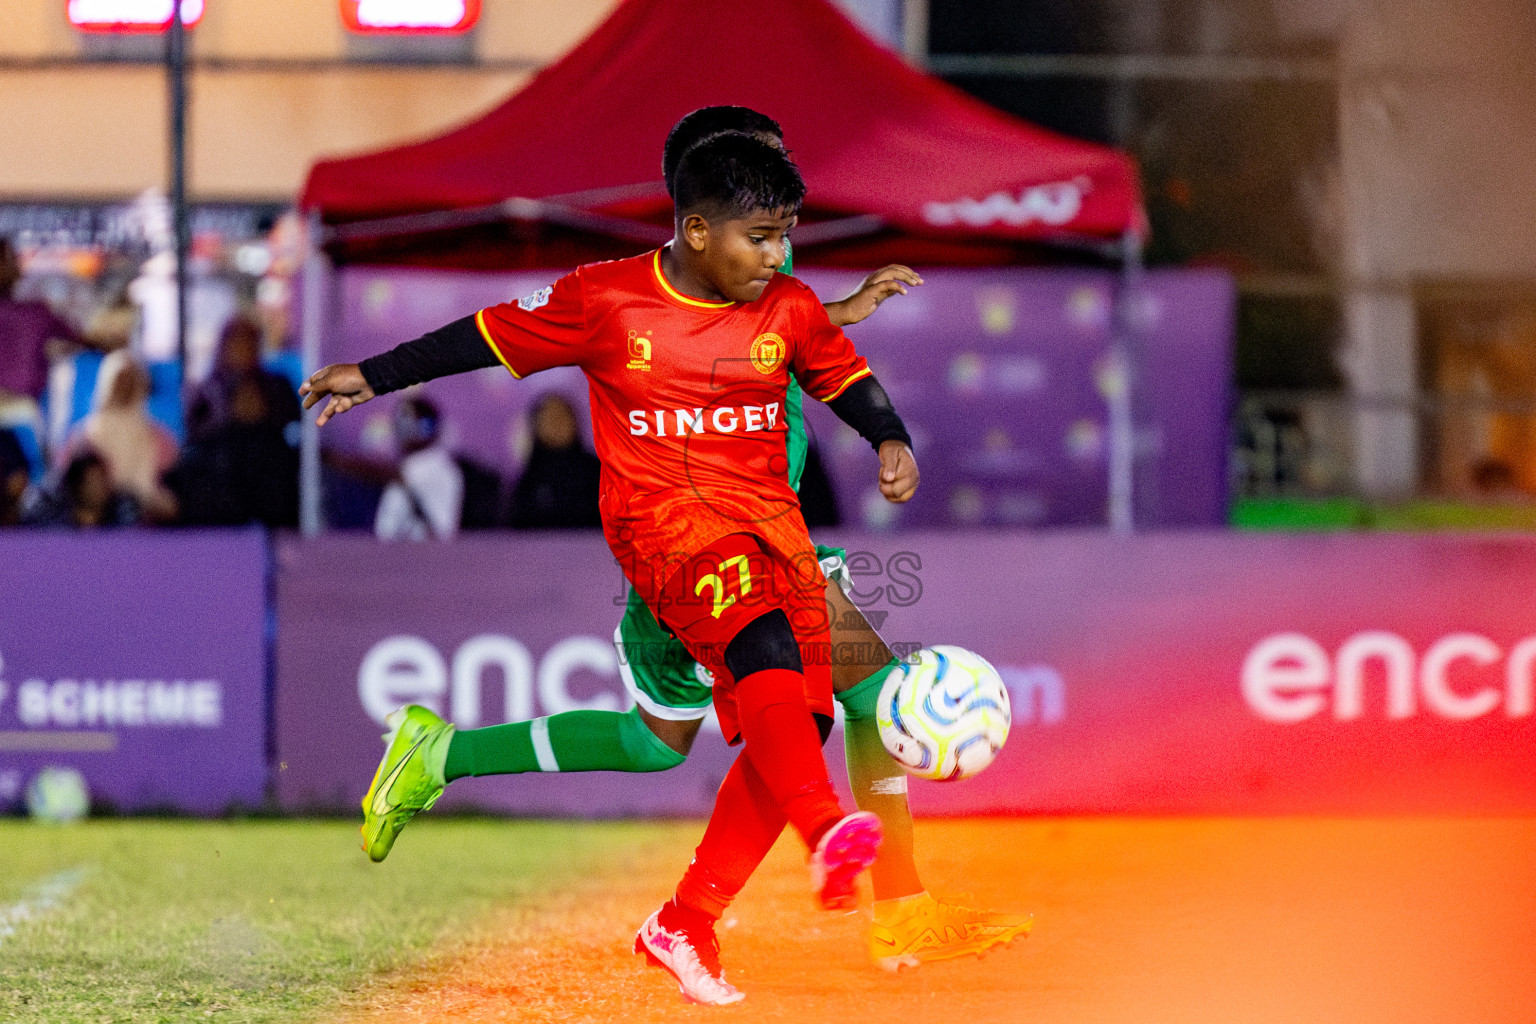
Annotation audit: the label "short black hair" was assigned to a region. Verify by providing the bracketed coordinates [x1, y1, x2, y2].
[63, 451, 108, 499]
[663, 107, 783, 197]
[673, 131, 805, 224]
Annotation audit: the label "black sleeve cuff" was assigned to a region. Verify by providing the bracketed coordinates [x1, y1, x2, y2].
[825, 375, 912, 452]
[358, 315, 499, 395]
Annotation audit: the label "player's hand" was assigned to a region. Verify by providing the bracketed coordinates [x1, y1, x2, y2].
[878, 440, 919, 503]
[300, 363, 375, 426]
[824, 265, 923, 327]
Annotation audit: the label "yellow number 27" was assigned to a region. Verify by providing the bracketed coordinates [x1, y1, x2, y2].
[695, 554, 755, 619]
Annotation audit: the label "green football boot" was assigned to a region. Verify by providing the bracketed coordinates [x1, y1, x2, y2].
[359, 705, 454, 863]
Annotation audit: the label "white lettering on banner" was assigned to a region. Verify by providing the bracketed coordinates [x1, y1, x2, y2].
[1242, 630, 1536, 723]
[922, 180, 1087, 230]
[1242, 634, 1330, 723]
[358, 635, 627, 726]
[675, 408, 704, 435]
[998, 665, 1066, 724]
[1420, 634, 1502, 720]
[357, 636, 446, 723]
[1335, 632, 1416, 720]
[450, 635, 533, 729]
[11, 679, 222, 728]
[1506, 637, 1536, 717]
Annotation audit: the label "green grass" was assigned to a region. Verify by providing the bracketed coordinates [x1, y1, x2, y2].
[0, 818, 684, 1024]
[1231, 495, 1536, 531]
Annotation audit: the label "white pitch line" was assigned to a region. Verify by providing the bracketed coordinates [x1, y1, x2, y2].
[0, 866, 92, 945]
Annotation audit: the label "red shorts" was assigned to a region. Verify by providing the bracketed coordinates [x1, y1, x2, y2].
[654, 533, 833, 743]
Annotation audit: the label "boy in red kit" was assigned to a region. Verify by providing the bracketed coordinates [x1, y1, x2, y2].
[302, 132, 919, 1004]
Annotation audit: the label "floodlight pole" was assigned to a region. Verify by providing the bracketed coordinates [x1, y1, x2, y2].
[1107, 228, 1144, 534]
[167, 0, 189, 384]
[299, 209, 326, 537]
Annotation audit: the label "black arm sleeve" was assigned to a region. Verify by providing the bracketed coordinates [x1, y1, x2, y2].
[357, 315, 500, 396]
[825, 375, 912, 452]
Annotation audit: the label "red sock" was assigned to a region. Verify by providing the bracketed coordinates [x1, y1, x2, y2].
[675, 753, 785, 918]
[734, 668, 843, 846]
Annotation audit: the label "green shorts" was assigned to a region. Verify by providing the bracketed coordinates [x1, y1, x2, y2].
[615, 544, 850, 721]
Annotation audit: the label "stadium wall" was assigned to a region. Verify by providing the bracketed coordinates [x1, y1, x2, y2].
[6, 529, 1535, 816]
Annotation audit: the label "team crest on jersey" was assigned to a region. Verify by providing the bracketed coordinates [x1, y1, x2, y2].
[517, 285, 553, 312]
[750, 333, 785, 374]
[627, 330, 653, 371]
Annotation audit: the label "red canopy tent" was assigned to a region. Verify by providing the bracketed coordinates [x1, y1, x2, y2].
[300, 0, 1143, 268]
[295, 0, 1151, 533]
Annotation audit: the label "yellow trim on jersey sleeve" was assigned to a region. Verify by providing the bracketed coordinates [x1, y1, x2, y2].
[475, 308, 523, 379]
[652, 249, 737, 309]
[822, 365, 873, 401]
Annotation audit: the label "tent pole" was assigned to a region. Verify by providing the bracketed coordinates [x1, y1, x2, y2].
[1107, 228, 1143, 534]
[299, 209, 327, 537]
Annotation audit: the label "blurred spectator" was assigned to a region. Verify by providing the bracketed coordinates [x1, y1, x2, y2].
[23, 451, 139, 529]
[508, 393, 601, 530]
[376, 397, 463, 540]
[62, 353, 178, 522]
[1, 238, 83, 468]
[165, 321, 300, 528]
[0, 238, 81, 404]
[0, 430, 30, 526]
[186, 315, 301, 444]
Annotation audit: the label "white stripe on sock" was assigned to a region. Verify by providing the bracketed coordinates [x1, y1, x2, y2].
[530, 717, 560, 772]
[870, 774, 908, 796]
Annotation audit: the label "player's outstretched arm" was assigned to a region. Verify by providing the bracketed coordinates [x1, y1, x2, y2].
[301, 364, 374, 426]
[824, 265, 923, 328]
[301, 314, 500, 427]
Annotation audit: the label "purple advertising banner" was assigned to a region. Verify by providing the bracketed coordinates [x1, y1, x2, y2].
[274, 533, 741, 815]
[324, 266, 1233, 529]
[0, 531, 267, 814]
[274, 531, 1536, 818]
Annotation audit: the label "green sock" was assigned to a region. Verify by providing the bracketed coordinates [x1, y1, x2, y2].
[443, 706, 685, 782]
[837, 659, 924, 901]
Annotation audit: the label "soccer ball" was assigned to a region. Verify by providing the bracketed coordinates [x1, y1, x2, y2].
[25, 767, 90, 824]
[876, 646, 1010, 781]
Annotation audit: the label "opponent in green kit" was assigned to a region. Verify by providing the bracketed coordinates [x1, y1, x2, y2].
[359, 107, 1031, 971]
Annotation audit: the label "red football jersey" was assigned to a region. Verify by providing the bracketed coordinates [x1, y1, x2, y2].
[475, 249, 872, 603]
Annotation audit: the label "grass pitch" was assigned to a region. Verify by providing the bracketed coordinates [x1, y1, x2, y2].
[0, 818, 693, 1024]
[3, 816, 1534, 1023]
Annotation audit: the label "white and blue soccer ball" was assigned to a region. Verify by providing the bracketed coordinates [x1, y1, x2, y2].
[25, 767, 90, 824]
[876, 646, 1011, 781]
